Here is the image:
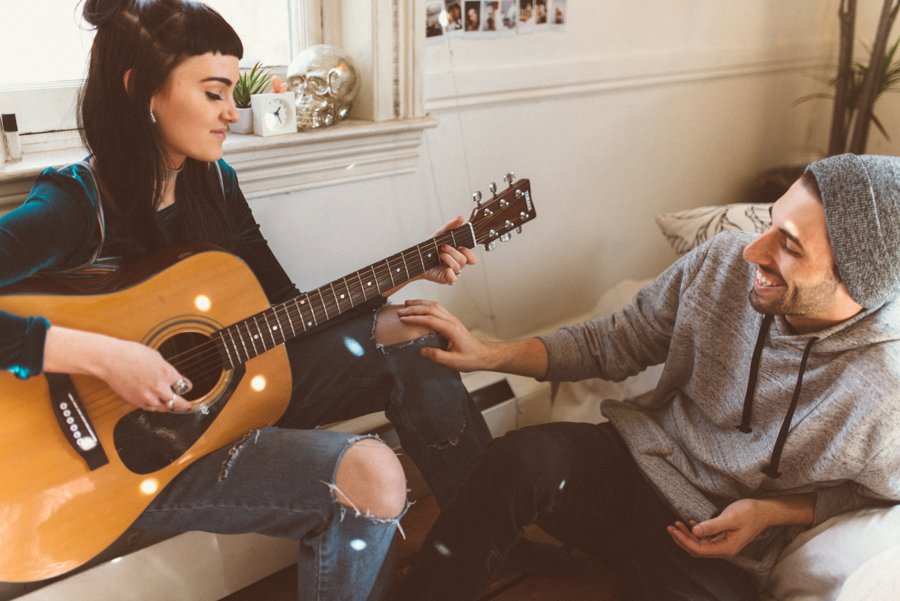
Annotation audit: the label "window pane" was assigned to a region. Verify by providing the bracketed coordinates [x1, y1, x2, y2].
[205, 0, 291, 67]
[0, 1, 94, 85]
[0, 0, 291, 87]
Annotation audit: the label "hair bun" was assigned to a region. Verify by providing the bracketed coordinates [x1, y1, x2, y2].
[80, 0, 132, 28]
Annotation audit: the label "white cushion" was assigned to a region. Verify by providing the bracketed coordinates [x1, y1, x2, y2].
[763, 505, 900, 601]
[655, 203, 771, 255]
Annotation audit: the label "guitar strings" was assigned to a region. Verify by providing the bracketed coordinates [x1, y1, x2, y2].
[81, 201, 525, 417]
[82, 229, 467, 417]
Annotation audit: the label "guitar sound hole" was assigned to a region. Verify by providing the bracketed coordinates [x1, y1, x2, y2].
[158, 332, 223, 400]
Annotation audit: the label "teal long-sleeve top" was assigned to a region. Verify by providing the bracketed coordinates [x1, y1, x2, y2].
[0, 159, 300, 378]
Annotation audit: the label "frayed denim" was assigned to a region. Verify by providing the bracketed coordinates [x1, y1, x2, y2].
[135, 306, 491, 600]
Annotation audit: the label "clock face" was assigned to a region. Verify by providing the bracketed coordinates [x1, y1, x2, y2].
[264, 97, 293, 132]
[251, 93, 297, 136]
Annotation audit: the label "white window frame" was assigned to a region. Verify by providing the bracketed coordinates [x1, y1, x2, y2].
[0, 0, 433, 208]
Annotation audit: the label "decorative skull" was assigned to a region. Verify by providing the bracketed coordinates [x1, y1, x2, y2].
[286, 45, 360, 129]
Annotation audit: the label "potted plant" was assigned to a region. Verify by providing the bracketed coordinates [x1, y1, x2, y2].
[746, 0, 900, 203]
[230, 62, 272, 134]
[796, 0, 900, 155]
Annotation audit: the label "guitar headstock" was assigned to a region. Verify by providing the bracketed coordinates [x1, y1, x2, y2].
[466, 173, 536, 251]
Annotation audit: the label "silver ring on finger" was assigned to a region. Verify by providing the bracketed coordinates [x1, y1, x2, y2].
[172, 377, 190, 396]
[166, 395, 177, 411]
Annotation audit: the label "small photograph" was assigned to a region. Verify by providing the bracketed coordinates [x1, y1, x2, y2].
[444, 1, 463, 32]
[551, 0, 567, 26]
[464, 1, 482, 32]
[534, 0, 548, 25]
[518, 0, 535, 32]
[481, 1, 498, 32]
[499, 0, 517, 31]
[426, 1, 444, 38]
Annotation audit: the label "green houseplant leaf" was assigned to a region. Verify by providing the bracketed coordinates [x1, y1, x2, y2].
[233, 62, 273, 109]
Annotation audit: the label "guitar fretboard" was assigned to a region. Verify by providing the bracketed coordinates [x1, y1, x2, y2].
[214, 224, 475, 368]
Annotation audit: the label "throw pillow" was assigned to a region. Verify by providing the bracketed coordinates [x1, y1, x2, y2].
[655, 203, 771, 255]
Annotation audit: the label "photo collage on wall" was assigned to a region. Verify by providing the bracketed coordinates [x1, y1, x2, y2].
[426, 0, 567, 40]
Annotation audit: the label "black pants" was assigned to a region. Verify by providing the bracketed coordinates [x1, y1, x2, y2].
[399, 422, 757, 601]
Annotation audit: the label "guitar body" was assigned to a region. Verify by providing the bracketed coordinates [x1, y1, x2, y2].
[0, 249, 291, 582]
[0, 174, 536, 583]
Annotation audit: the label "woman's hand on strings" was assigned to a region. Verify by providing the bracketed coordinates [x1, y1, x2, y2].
[97, 338, 193, 412]
[43, 326, 192, 412]
[420, 216, 479, 286]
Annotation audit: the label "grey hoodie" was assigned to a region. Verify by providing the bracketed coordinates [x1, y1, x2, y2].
[539, 231, 900, 576]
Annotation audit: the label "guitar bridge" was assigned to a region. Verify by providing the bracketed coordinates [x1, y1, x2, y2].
[46, 373, 109, 471]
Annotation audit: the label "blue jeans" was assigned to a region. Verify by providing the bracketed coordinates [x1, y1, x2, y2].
[135, 305, 491, 600]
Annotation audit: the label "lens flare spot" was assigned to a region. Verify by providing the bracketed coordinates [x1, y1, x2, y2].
[194, 295, 212, 312]
[558, 479, 567, 491]
[343, 336, 365, 357]
[434, 540, 452, 557]
[139, 479, 160, 495]
[350, 539, 368, 551]
[250, 375, 267, 392]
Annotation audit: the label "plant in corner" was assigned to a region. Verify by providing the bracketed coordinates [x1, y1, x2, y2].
[747, 0, 900, 203]
[795, 0, 900, 155]
[230, 62, 272, 134]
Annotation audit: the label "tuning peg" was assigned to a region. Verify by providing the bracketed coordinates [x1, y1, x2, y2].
[504, 172, 516, 185]
[489, 182, 497, 195]
[472, 190, 482, 205]
[500, 233, 512, 242]
[516, 226, 522, 234]
[484, 241, 497, 252]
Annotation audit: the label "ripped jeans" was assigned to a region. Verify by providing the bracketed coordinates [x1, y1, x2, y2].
[135, 305, 492, 600]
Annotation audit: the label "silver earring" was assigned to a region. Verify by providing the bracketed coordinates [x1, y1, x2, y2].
[149, 110, 157, 124]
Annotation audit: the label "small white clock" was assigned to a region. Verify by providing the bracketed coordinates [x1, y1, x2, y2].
[250, 92, 297, 136]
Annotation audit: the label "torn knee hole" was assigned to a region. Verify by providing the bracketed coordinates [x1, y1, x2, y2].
[373, 305, 434, 347]
[218, 430, 260, 481]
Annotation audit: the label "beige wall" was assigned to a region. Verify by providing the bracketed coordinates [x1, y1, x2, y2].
[253, 1, 860, 341]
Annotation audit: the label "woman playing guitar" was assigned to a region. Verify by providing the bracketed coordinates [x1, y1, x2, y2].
[0, 1, 488, 598]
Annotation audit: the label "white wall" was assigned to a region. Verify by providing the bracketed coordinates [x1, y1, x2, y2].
[252, 1, 849, 341]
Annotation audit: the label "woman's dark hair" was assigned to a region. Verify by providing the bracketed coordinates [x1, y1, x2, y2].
[78, 0, 243, 256]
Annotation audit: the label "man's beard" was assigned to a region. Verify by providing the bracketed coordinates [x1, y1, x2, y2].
[748, 274, 841, 316]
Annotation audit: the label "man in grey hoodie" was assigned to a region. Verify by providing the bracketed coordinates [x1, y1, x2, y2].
[394, 153, 900, 601]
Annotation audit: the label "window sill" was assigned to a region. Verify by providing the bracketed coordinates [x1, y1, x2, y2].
[0, 116, 437, 209]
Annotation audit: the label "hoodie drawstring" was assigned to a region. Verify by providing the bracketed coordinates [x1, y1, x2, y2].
[735, 314, 819, 479]
[736, 314, 774, 433]
[761, 336, 818, 478]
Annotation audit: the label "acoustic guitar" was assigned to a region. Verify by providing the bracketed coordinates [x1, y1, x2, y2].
[0, 176, 535, 582]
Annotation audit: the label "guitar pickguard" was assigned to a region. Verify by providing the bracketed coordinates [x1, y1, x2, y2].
[113, 365, 245, 474]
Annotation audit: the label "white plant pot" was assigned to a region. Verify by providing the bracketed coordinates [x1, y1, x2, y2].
[229, 107, 253, 134]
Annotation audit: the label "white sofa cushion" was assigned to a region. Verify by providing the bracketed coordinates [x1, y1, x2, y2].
[763, 505, 900, 601]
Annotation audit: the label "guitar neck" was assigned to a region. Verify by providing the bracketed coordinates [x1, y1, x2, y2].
[215, 224, 475, 367]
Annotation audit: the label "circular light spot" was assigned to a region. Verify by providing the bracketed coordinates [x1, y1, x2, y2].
[250, 375, 267, 392]
[140, 479, 160, 495]
[350, 539, 367, 551]
[194, 295, 212, 312]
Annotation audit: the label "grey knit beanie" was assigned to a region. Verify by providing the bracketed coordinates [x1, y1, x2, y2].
[806, 153, 900, 308]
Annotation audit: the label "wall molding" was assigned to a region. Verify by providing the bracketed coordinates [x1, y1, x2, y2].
[0, 117, 437, 210]
[425, 42, 831, 112]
